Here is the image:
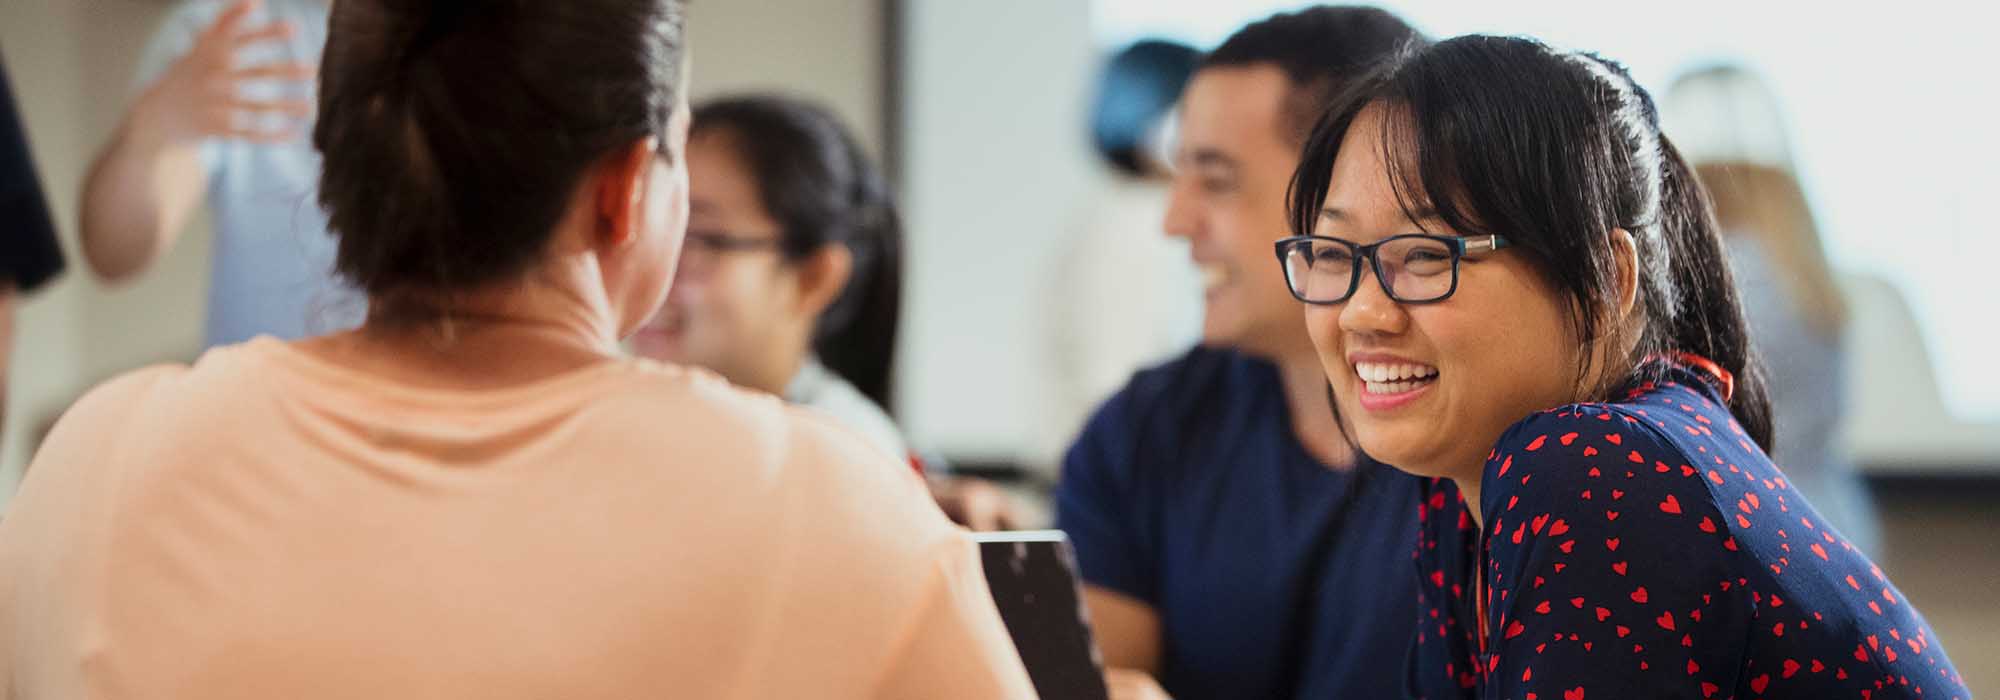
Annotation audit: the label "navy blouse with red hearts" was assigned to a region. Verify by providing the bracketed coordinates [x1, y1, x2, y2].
[1407, 364, 1969, 700]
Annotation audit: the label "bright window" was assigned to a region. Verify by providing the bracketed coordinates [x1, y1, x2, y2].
[1095, 0, 2000, 420]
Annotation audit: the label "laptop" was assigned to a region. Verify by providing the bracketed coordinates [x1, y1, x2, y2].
[973, 530, 1110, 700]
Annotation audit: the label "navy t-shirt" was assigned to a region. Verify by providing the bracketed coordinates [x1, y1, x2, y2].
[1056, 347, 1423, 700]
[1, 58, 63, 293]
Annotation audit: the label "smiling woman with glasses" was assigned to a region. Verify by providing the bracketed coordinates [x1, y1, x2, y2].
[1282, 35, 1967, 699]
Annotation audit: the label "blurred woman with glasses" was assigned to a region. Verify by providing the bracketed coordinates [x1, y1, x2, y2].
[1281, 35, 1967, 698]
[632, 95, 907, 460]
[630, 95, 1022, 529]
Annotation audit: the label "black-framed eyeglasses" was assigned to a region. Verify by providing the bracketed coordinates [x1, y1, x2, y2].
[684, 230, 782, 254]
[677, 230, 783, 276]
[1273, 233, 1510, 305]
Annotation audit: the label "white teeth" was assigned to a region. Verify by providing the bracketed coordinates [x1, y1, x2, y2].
[1365, 380, 1429, 394]
[1352, 361, 1438, 384]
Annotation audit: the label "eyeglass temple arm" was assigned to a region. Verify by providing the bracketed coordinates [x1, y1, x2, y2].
[1460, 235, 1509, 254]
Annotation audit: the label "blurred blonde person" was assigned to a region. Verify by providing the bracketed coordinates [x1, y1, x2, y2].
[1664, 64, 1881, 555]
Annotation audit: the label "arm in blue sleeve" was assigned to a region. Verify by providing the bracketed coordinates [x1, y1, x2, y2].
[1053, 386, 1156, 603]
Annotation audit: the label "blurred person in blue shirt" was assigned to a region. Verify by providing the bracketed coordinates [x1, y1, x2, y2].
[78, 0, 360, 347]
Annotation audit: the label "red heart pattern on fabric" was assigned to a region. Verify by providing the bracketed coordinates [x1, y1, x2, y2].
[1405, 374, 1969, 700]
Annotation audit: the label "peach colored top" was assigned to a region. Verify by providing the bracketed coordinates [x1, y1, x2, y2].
[0, 338, 1034, 699]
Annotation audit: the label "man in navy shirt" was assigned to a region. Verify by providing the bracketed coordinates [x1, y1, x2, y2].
[1056, 8, 1428, 699]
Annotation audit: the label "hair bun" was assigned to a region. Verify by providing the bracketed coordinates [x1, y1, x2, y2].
[393, 0, 488, 64]
[314, 0, 689, 299]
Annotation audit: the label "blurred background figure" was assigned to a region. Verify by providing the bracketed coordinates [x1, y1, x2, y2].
[630, 94, 1021, 530]
[1662, 64, 1882, 555]
[78, 0, 356, 348]
[633, 95, 907, 460]
[1, 56, 65, 444]
[1037, 38, 1202, 465]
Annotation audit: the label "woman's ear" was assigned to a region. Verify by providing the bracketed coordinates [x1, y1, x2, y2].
[1609, 227, 1641, 321]
[794, 243, 854, 318]
[595, 137, 659, 249]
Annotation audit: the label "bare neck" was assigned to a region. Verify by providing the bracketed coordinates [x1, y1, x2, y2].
[299, 259, 626, 391]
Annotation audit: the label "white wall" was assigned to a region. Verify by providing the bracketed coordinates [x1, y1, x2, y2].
[1, 0, 206, 502]
[685, 0, 885, 157]
[895, 0, 1099, 465]
[0, 0, 886, 503]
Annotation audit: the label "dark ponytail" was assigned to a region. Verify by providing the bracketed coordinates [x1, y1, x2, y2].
[1647, 139, 1774, 447]
[817, 187, 902, 412]
[690, 97, 903, 411]
[314, 0, 688, 303]
[1288, 35, 1774, 450]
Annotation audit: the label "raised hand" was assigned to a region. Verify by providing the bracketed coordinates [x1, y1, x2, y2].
[132, 0, 316, 145]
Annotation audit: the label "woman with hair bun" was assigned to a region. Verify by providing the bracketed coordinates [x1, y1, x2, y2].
[0, 3, 1034, 698]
